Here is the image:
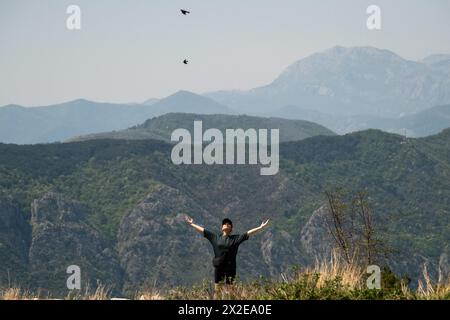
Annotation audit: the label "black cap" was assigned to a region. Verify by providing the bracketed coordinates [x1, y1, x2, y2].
[222, 218, 233, 227]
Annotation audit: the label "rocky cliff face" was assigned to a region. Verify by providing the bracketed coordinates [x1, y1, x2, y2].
[1, 188, 448, 294]
[28, 192, 122, 295]
[259, 229, 305, 277]
[1, 185, 309, 294]
[118, 185, 218, 291]
[117, 183, 309, 291]
[299, 205, 333, 260]
[298, 204, 450, 287]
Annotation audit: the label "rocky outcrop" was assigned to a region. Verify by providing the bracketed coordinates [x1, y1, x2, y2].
[31, 192, 88, 224]
[1, 186, 315, 294]
[260, 229, 305, 278]
[117, 181, 312, 290]
[3, 189, 446, 294]
[0, 196, 30, 287]
[28, 192, 122, 295]
[118, 185, 217, 292]
[300, 205, 333, 260]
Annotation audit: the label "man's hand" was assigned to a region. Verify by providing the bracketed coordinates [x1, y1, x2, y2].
[185, 215, 194, 225]
[247, 219, 271, 237]
[260, 219, 270, 229]
[185, 215, 204, 233]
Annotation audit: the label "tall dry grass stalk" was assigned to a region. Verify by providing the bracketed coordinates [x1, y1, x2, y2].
[85, 285, 111, 300]
[136, 287, 165, 300]
[417, 264, 450, 300]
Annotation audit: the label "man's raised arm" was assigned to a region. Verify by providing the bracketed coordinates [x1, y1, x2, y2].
[247, 219, 270, 237]
[185, 215, 204, 233]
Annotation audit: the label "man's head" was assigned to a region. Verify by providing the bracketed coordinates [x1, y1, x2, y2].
[222, 218, 233, 235]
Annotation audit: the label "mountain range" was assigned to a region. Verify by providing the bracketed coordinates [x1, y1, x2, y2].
[2, 46, 450, 144]
[206, 47, 450, 117]
[0, 128, 449, 295]
[0, 91, 232, 144]
[274, 104, 450, 136]
[68, 113, 335, 143]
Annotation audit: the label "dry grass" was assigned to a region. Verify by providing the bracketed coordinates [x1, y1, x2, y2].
[0, 288, 35, 300]
[2, 256, 449, 300]
[303, 251, 364, 289]
[165, 252, 366, 300]
[416, 264, 450, 300]
[136, 287, 165, 300]
[83, 285, 111, 300]
[64, 284, 112, 300]
[165, 281, 265, 300]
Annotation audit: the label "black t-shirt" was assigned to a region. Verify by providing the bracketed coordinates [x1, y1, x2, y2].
[203, 229, 249, 270]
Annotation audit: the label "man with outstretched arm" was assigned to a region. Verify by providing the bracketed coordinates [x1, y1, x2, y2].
[185, 215, 270, 294]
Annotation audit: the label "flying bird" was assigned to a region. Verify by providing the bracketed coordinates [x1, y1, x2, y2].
[183, 59, 189, 65]
[181, 9, 190, 15]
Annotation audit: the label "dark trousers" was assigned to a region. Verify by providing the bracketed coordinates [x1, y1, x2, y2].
[214, 267, 236, 284]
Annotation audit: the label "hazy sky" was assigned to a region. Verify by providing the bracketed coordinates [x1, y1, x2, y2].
[1, 0, 450, 106]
